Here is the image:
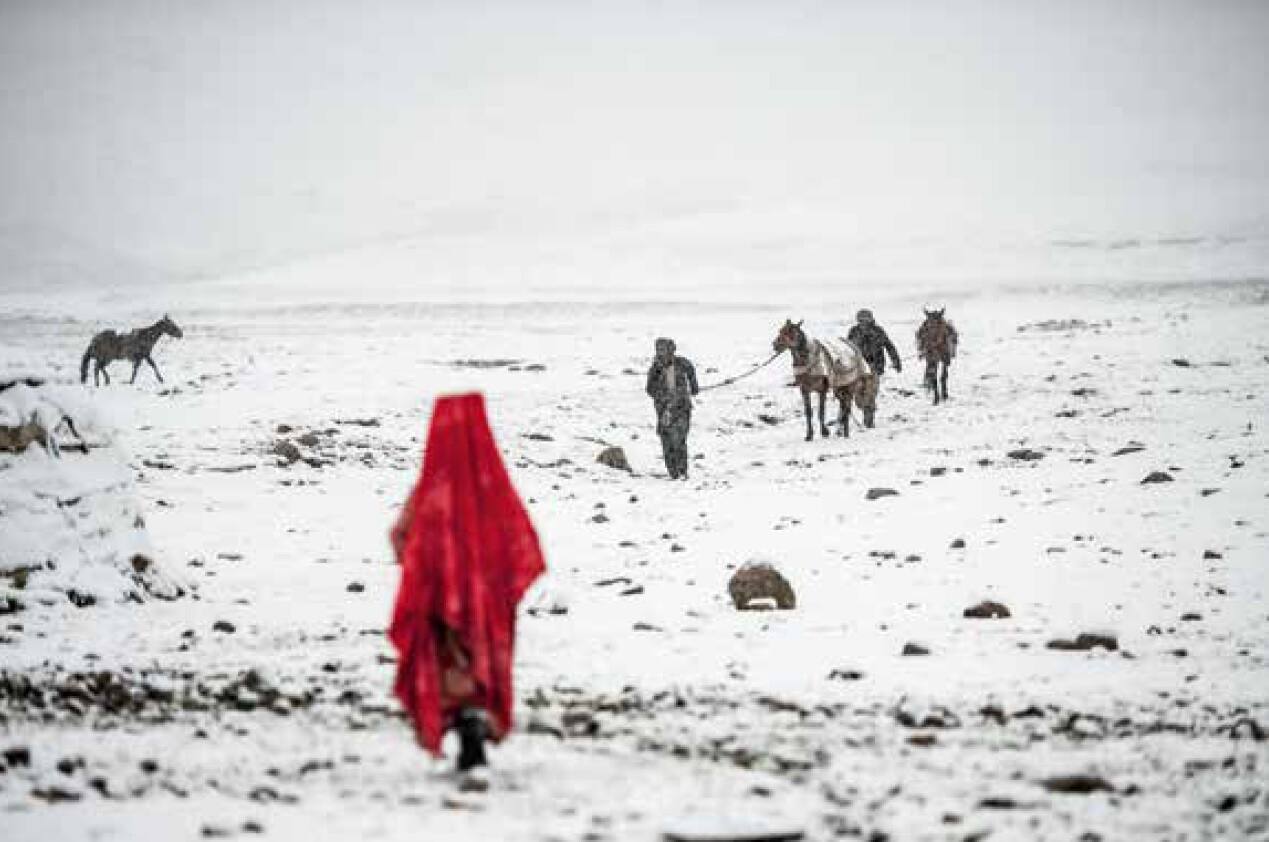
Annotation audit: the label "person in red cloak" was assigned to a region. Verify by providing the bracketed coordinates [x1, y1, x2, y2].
[389, 393, 545, 771]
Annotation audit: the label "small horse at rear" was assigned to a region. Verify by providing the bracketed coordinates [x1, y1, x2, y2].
[916, 308, 958, 405]
[772, 319, 872, 440]
[81, 315, 184, 386]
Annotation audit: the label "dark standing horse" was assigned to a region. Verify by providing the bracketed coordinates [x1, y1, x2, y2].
[916, 308, 957, 405]
[81, 315, 184, 386]
[772, 319, 870, 441]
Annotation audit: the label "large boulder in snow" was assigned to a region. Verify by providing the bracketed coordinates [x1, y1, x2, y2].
[728, 561, 796, 611]
[0, 379, 182, 610]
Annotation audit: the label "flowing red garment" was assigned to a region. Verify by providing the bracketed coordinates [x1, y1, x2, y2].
[388, 393, 545, 755]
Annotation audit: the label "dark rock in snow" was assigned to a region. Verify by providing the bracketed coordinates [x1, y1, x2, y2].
[1041, 774, 1114, 794]
[3, 746, 31, 767]
[1007, 448, 1045, 461]
[596, 446, 631, 472]
[949, 538, 966, 549]
[212, 620, 236, 634]
[1112, 444, 1145, 456]
[1203, 550, 1223, 559]
[902, 643, 930, 656]
[865, 487, 898, 501]
[346, 582, 365, 594]
[828, 669, 864, 681]
[1047, 633, 1118, 652]
[272, 440, 302, 465]
[1180, 612, 1202, 621]
[1171, 358, 1192, 367]
[728, 562, 796, 610]
[1140, 471, 1174, 484]
[963, 601, 1011, 619]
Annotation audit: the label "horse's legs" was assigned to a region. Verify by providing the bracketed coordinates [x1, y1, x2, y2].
[99, 362, 111, 385]
[801, 390, 814, 442]
[818, 389, 829, 438]
[148, 352, 166, 382]
[940, 360, 949, 401]
[926, 360, 939, 405]
[130, 359, 142, 384]
[839, 390, 851, 438]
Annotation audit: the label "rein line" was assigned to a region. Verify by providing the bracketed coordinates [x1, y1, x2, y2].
[697, 351, 783, 393]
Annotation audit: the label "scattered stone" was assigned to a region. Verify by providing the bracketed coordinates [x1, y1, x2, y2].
[728, 562, 796, 611]
[66, 590, 96, 608]
[596, 446, 631, 472]
[865, 487, 898, 501]
[907, 734, 937, 747]
[590, 513, 610, 524]
[902, 643, 930, 657]
[1140, 471, 1174, 484]
[3, 746, 31, 767]
[272, 440, 302, 465]
[757, 414, 780, 426]
[212, 620, 236, 634]
[1112, 444, 1146, 456]
[1007, 448, 1045, 461]
[1171, 358, 1192, 367]
[1203, 550, 1223, 559]
[523, 433, 554, 442]
[1180, 612, 1202, 621]
[827, 669, 864, 681]
[346, 582, 365, 594]
[1046, 633, 1118, 652]
[1200, 488, 1220, 497]
[31, 786, 81, 803]
[963, 600, 1011, 619]
[619, 585, 644, 597]
[335, 417, 380, 427]
[949, 538, 966, 549]
[977, 797, 1020, 810]
[1041, 774, 1114, 794]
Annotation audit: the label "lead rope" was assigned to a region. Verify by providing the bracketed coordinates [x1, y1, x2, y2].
[696, 350, 783, 393]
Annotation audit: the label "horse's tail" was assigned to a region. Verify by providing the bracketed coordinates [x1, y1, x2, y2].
[80, 347, 92, 383]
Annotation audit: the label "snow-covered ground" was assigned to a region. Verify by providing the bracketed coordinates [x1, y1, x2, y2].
[1, 276, 1267, 841]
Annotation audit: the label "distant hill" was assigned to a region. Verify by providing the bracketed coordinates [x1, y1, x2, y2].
[0, 223, 170, 293]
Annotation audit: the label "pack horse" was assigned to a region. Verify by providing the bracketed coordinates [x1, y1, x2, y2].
[772, 319, 873, 441]
[916, 308, 958, 405]
[81, 315, 184, 386]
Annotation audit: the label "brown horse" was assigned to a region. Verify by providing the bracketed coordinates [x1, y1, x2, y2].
[81, 315, 184, 386]
[916, 308, 958, 405]
[772, 319, 871, 441]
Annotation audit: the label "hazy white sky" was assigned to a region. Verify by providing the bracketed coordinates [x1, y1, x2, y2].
[1, 0, 1266, 288]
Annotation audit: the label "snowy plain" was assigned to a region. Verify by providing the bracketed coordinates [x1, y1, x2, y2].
[1, 267, 1267, 842]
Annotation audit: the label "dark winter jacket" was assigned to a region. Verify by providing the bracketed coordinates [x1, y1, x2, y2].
[646, 356, 699, 414]
[846, 323, 902, 374]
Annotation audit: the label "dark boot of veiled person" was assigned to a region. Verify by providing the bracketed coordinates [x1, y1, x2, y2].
[455, 708, 488, 772]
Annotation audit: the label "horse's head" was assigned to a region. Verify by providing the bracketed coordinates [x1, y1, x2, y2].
[773, 319, 805, 354]
[159, 314, 184, 339]
[922, 307, 945, 323]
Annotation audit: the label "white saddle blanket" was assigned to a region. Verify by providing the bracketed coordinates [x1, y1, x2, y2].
[801, 337, 871, 389]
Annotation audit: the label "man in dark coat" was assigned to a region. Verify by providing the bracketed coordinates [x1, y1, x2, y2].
[845, 308, 902, 428]
[645, 337, 699, 479]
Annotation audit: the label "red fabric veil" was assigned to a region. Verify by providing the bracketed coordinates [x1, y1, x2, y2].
[388, 393, 545, 755]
